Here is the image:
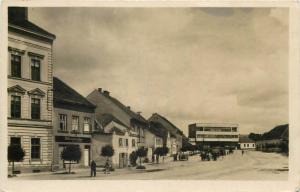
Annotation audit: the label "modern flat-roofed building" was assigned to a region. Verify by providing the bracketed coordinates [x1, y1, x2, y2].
[188, 123, 239, 148]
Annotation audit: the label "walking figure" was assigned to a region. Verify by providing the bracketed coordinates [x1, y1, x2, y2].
[242, 150, 244, 156]
[104, 159, 110, 174]
[90, 160, 96, 177]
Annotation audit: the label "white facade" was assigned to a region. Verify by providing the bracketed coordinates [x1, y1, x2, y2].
[92, 120, 138, 168]
[240, 142, 256, 150]
[7, 24, 55, 172]
[193, 123, 239, 142]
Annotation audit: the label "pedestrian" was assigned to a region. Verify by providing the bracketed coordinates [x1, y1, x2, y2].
[242, 150, 244, 156]
[104, 159, 110, 174]
[90, 160, 96, 177]
[152, 155, 155, 163]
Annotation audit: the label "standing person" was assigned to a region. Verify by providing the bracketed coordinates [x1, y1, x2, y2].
[90, 160, 97, 177]
[104, 159, 110, 174]
[242, 150, 244, 156]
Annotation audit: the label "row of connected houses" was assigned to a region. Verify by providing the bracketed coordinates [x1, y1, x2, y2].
[7, 7, 185, 173]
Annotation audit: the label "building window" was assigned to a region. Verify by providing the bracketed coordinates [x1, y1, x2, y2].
[247, 144, 249, 147]
[59, 114, 67, 131]
[125, 139, 128, 147]
[140, 128, 144, 137]
[10, 137, 21, 147]
[31, 138, 41, 160]
[31, 59, 41, 81]
[11, 95, 21, 118]
[83, 117, 91, 133]
[232, 127, 237, 132]
[252, 144, 255, 147]
[132, 139, 136, 147]
[71, 116, 79, 132]
[31, 98, 41, 119]
[119, 138, 123, 147]
[11, 54, 21, 78]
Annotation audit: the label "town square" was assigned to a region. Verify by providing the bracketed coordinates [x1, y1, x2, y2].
[6, 7, 289, 181]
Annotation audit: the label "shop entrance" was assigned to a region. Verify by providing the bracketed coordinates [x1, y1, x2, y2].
[119, 153, 128, 168]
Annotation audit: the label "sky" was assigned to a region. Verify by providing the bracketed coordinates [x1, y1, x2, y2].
[29, 8, 289, 135]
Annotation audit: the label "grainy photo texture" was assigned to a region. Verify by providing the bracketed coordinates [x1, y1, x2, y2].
[7, 7, 288, 180]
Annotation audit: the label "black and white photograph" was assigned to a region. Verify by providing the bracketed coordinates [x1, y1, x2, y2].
[2, 2, 300, 191]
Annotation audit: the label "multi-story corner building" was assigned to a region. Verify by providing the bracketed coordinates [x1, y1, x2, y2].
[188, 123, 239, 148]
[87, 89, 148, 147]
[148, 113, 184, 155]
[52, 77, 96, 170]
[92, 114, 138, 168]
[7, 7, 56, 173]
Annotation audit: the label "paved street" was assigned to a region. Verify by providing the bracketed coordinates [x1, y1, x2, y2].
[12, 150, 288, 180]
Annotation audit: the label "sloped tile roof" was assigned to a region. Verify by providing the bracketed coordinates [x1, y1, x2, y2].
[149, 113, 184, 137]
[53, 77, 96, 109]
[97, 113, 129, 129]
[101, 92, 148, 124]
[148, 121, 166, 138]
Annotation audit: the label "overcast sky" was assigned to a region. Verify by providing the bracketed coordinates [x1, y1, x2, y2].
[29, 8, 288, 135]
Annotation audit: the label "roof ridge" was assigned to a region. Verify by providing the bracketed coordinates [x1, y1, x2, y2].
[54, 76, 96, 108]
[100, 91, 147, 123]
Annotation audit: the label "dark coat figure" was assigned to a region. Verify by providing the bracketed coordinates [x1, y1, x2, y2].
[90, 160, 96, 177]
[242, 150, 244, 156]
[152, 155, 155, 163]
[104, 160, 110, 174]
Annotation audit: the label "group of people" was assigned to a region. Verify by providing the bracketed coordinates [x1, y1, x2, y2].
[90, 159, 111, 177]
[200, 148, 234, 161]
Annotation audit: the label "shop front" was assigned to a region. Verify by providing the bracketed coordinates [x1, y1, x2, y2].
[54, 136, 91, 170]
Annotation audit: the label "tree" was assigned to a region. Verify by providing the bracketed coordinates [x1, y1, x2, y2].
[248, 133, 262, 141]
[61, 145, 81, 174]
[101, 145, 115, 161]
[136, 147, 147, 166]
[8, 144, 25, 175]
[129, 151, 138, 166]
[154, 147, 169, 163]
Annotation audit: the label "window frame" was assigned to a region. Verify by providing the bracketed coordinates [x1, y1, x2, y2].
[10, 137, 21, 147]
[83, 117, 91, 133]
[59, 114, 68, 132]
[119, 138, 123, 147]
[71, 116, 79, 132]
[11, 95, 21, 118]
[11, 54, 22, 78]
[31, 138, 41, 160]
[31, 98, 41, 120]
[30, 58, 41, 81]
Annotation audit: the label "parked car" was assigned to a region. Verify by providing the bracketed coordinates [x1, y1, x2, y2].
[179, 153, 189, 161]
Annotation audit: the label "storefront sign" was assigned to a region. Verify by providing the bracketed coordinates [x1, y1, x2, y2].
[55, 136, 91, 143]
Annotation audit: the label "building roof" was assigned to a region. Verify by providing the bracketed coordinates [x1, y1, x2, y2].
[239, 135, 255, 143]
[53, 77, 96, 110]
[148, 121, 166, 138]
[261, 124, 289, 140]
[99, 90, 148, 124]
[8, 8, 55, 42]
[149, 113, 184, 136]
[97, 113, 129, 129]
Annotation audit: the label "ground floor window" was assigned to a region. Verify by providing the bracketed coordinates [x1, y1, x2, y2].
[10, 137, 21, 147]
[31, 138, 41, 160]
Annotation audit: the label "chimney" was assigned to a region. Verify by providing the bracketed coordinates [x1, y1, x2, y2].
[8, 7, 28, 22]
[97, 88, 102, 93]
[103, 90, 110, 96]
